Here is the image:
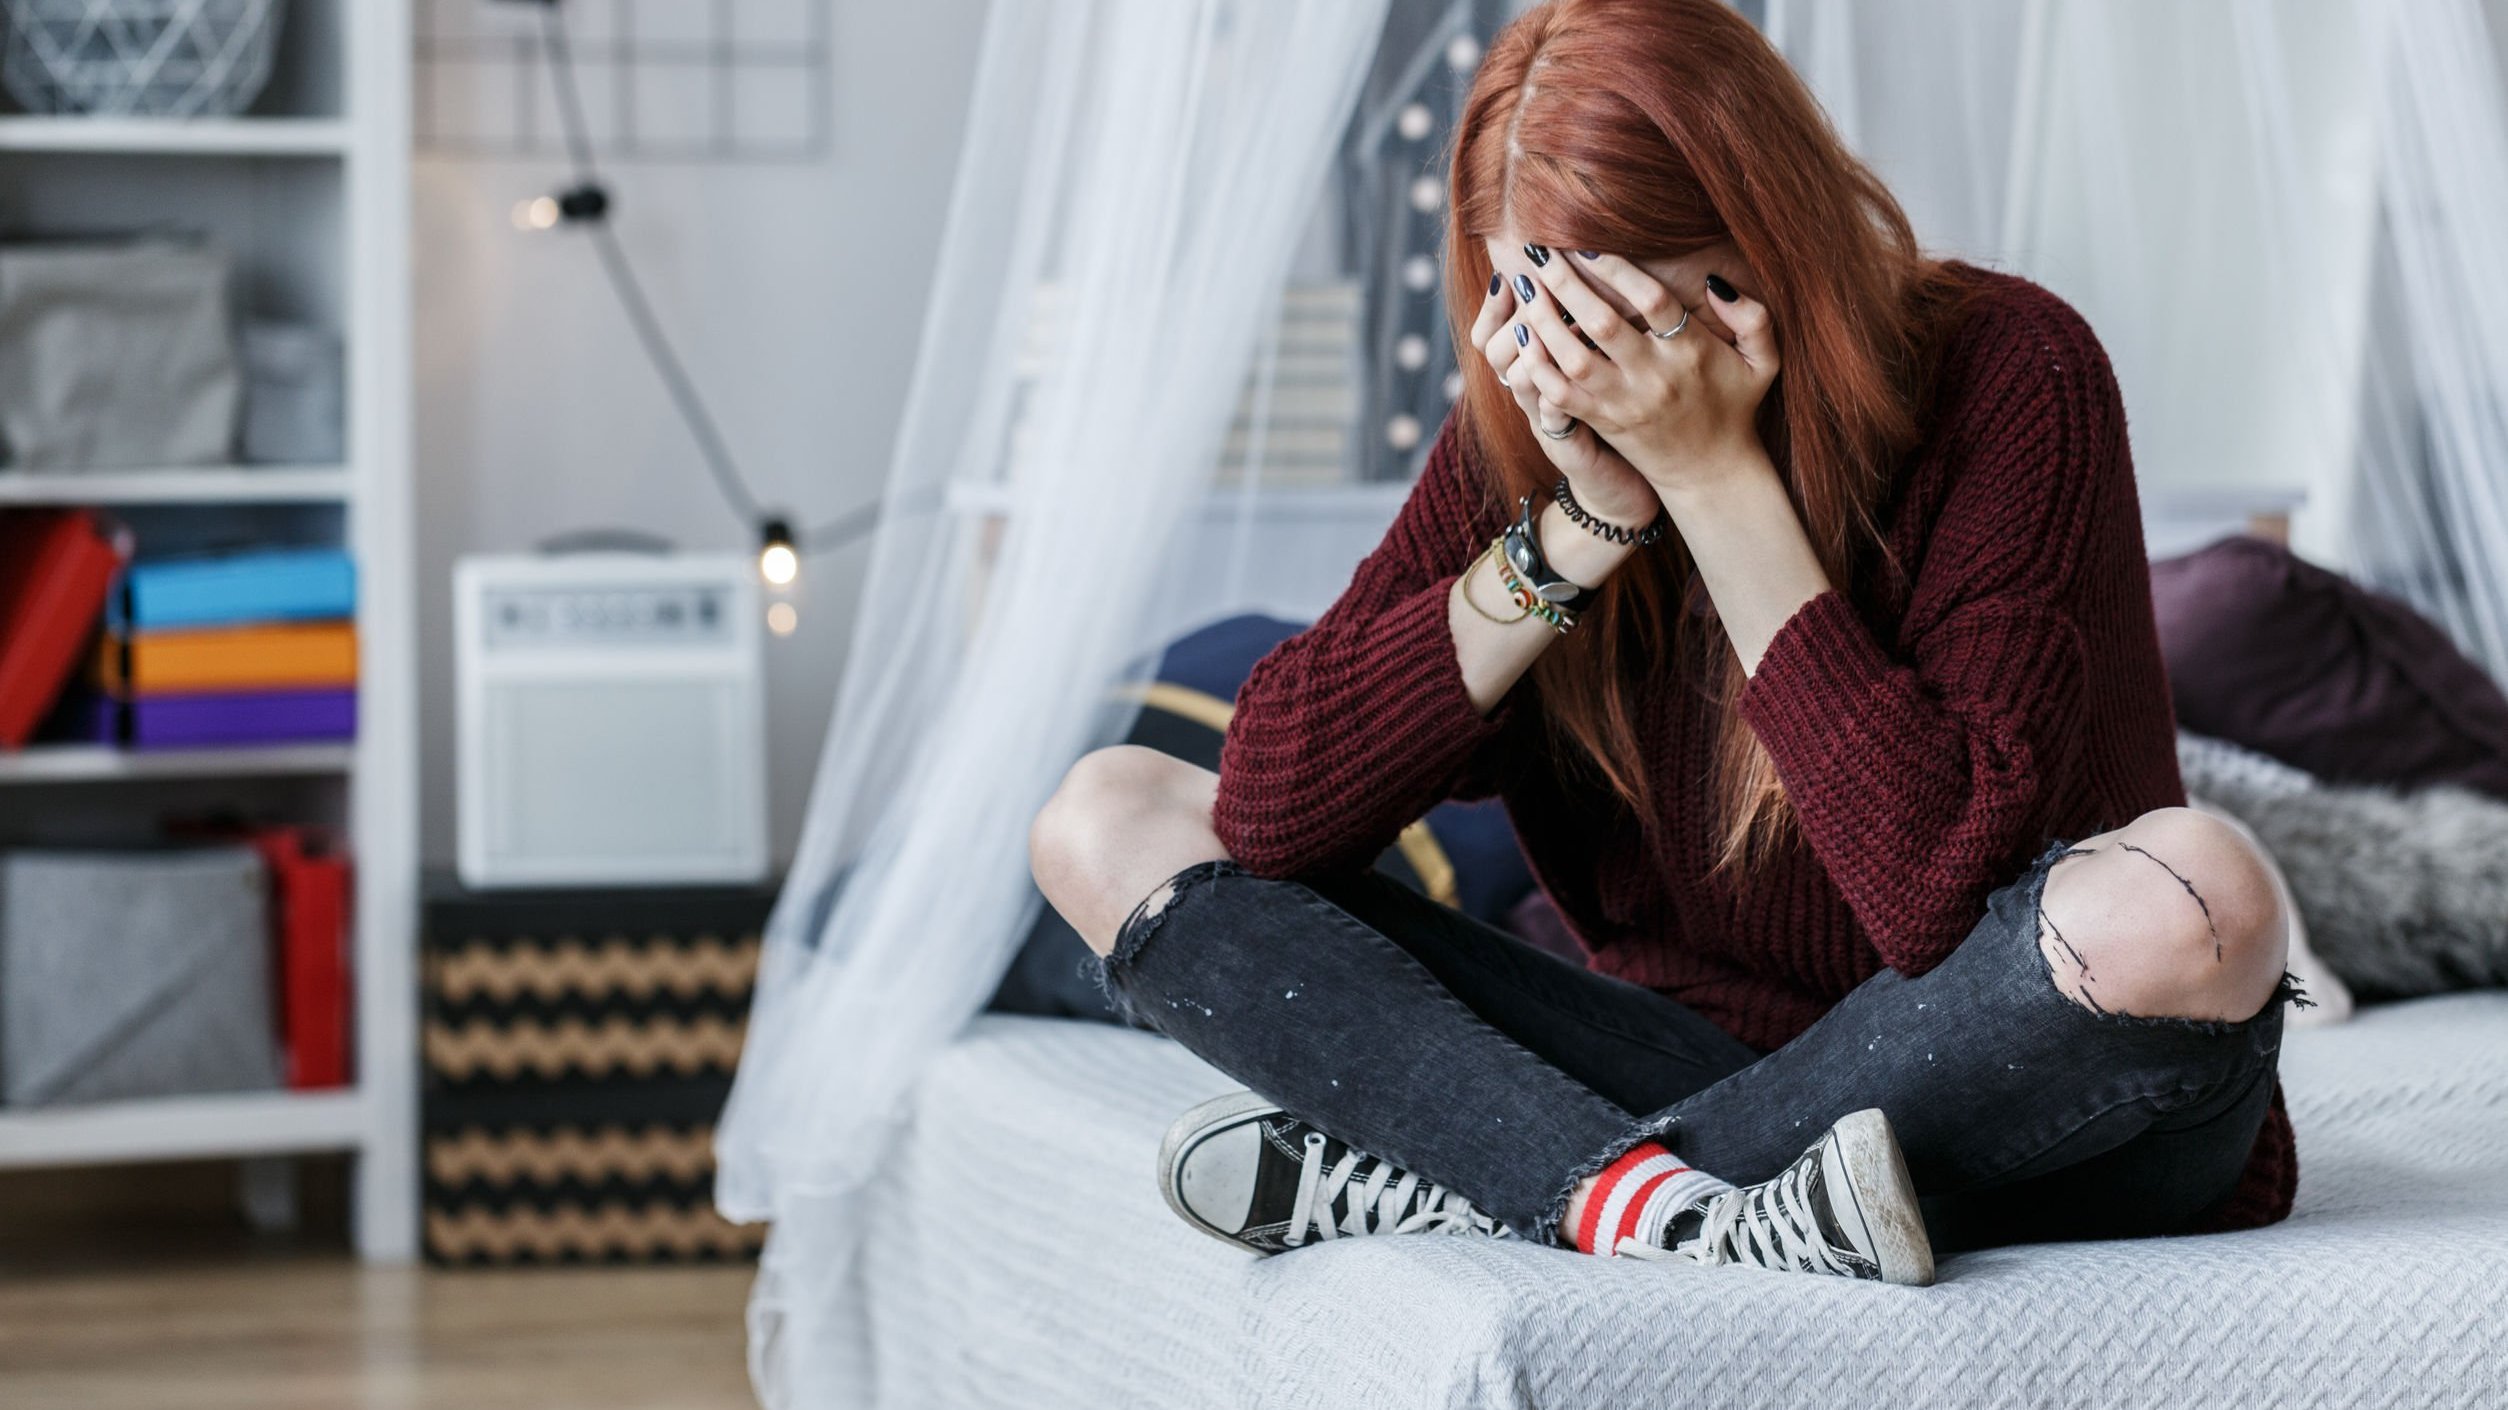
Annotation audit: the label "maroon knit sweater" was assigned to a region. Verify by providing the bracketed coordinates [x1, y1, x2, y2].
[1210, 268, 2295, 1232]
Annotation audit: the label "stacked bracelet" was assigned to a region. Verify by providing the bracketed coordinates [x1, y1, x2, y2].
[1553, 473, 1669, 547]
[1488, 533, 1577, 634]
[1461, 537, 1534, 625]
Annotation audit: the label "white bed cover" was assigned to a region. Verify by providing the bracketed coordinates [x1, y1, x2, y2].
[747, 992, 2508, 1409]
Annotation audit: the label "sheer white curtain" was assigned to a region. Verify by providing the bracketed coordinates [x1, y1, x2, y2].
[1764, 0, 2385, 568]
[1766, 0, 2508, 670]
[714, 0, 1387, 1401]
[2346, 0, 2508, 676]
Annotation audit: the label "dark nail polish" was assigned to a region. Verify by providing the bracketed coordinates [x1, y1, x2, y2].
[1512, 273, 1536, 303]
[1560, 308, 1576, 326]
[1577, 250, 1600, 260]
[1489, 273, 1502, 298]
[1522, 244, 1551, 267]
[1513, 323, 1530, 347]
[1706, 273, 1738, 302]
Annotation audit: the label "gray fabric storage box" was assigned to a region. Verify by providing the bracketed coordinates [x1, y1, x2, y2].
[0, 240, 241, 470]
[0, 846, 281, 1106]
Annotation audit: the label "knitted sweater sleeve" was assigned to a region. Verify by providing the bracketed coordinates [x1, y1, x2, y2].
[1739, 306, 2127, 975]
[1210, 417, 1529, 878]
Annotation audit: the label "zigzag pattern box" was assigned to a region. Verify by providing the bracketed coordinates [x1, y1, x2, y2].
[420, 876, 778, 1265]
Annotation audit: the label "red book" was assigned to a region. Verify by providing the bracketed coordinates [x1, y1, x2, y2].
[0, 511, 126, 748]
[256, 827, 354, 1089]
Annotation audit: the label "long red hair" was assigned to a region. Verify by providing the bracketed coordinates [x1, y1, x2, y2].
[1442, 0, 1972, 873]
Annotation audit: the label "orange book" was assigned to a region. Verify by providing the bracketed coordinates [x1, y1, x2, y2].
[96, 621, 358, 697]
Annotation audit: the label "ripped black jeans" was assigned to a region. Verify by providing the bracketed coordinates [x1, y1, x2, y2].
[1092, 840, 2291, 1253]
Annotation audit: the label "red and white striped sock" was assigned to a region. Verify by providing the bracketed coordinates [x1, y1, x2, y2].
[1572, 1142, 1732, 1256]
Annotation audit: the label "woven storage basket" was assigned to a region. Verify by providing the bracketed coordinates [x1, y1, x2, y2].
[1, 0, 286, 118]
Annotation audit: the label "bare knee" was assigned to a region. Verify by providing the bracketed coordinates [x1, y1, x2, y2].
[1028, 745, 1225, 956]
[2035, 806, 2289, 1022]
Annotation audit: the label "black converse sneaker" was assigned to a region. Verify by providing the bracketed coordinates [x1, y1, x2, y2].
[1158, 1091, 1509, 1254]
[1620, 1107, 1934, 1285]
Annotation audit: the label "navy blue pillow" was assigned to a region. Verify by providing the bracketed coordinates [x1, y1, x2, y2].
[991, 612, 1538, 1021]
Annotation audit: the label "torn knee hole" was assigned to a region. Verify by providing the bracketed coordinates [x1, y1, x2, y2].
[2034, 830, 2278, 1022]
[1111, 868, 1201, 962]
[2035, 848, 2112, 1016]
[2115, 841, 2222, 961]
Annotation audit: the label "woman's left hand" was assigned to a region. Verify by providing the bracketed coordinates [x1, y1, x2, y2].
[1507, 251, 1781, 502]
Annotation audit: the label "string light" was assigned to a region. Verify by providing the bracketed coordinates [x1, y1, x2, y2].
[758, 518, 800, 587]
[519, 1, 883, 590]
[512, 195, 561, 230]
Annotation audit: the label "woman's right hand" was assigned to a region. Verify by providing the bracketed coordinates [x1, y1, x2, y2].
[1470, 271, 1664, 530]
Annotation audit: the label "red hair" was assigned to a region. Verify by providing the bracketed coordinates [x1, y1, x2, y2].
[1441, 0, 1973, 873]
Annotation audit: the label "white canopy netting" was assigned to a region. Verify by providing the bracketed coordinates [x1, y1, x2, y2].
[719, 0, 2508, 1401]
[1765, 0, 2508, 671]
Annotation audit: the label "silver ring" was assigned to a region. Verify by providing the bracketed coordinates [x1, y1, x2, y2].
[1538, 417, 1578, 440]
[1649, 307, 1691, 340]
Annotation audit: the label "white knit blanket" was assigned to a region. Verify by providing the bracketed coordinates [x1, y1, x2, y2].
[748, 993, 2508, 1409]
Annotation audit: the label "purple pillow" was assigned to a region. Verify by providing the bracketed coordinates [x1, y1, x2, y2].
[2151, 536, 2508, 799]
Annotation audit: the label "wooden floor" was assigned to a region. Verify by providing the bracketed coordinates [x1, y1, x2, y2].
[0, 1162, 757, 1410]
[0, 1256, 758, 1410]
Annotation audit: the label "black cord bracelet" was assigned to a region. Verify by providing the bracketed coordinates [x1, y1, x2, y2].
[1552, 474, 1669, 547]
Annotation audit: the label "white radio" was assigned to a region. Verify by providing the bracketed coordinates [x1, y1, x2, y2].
[454, 553, 768, 889]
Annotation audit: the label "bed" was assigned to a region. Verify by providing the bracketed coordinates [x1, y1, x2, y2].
[745, 990, 2508, 1409]
[743, 483, 2508, 1407]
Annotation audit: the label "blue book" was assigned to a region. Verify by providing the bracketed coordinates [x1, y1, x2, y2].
[114, 548, 357, 631]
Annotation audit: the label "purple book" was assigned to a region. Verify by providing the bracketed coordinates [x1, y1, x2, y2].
[92, 688, 357, 749]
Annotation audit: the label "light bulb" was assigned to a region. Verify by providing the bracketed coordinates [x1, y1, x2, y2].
[758, 518, 800, 587]
[513, 195, 561, 231]
[759, 542, 799, 586]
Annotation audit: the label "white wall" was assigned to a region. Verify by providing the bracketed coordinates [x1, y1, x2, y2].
[413, 0, 990, 868]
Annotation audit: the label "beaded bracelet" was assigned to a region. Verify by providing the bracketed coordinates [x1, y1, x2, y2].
[1553, 473, 1669, 547]
[1490, 534, 1577, 634]
[1461, 537, 1534, 625]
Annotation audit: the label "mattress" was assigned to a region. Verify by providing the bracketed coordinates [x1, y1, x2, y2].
[747, 993, 2508, 1409]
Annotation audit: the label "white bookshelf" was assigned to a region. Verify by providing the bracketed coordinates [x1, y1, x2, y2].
[0, 741, 354, 784]
[0, 466, 352, 505]
[0, 1089, 366, 1168]
[0, 2, 418, 1262]
[0, 115, 352, 156]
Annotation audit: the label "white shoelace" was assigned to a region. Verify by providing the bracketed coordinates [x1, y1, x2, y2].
[1613, 1155, 1850, 1274]
[1281, 1131, 1507, 1246]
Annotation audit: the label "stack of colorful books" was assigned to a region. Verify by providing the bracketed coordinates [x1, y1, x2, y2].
[92, 547, 359, 749]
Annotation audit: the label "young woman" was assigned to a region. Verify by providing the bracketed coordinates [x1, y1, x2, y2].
[1028, 0, 2299, 1285]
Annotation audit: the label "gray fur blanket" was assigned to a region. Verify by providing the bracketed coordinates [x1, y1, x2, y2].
[2179, 733, 2508, 1001]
